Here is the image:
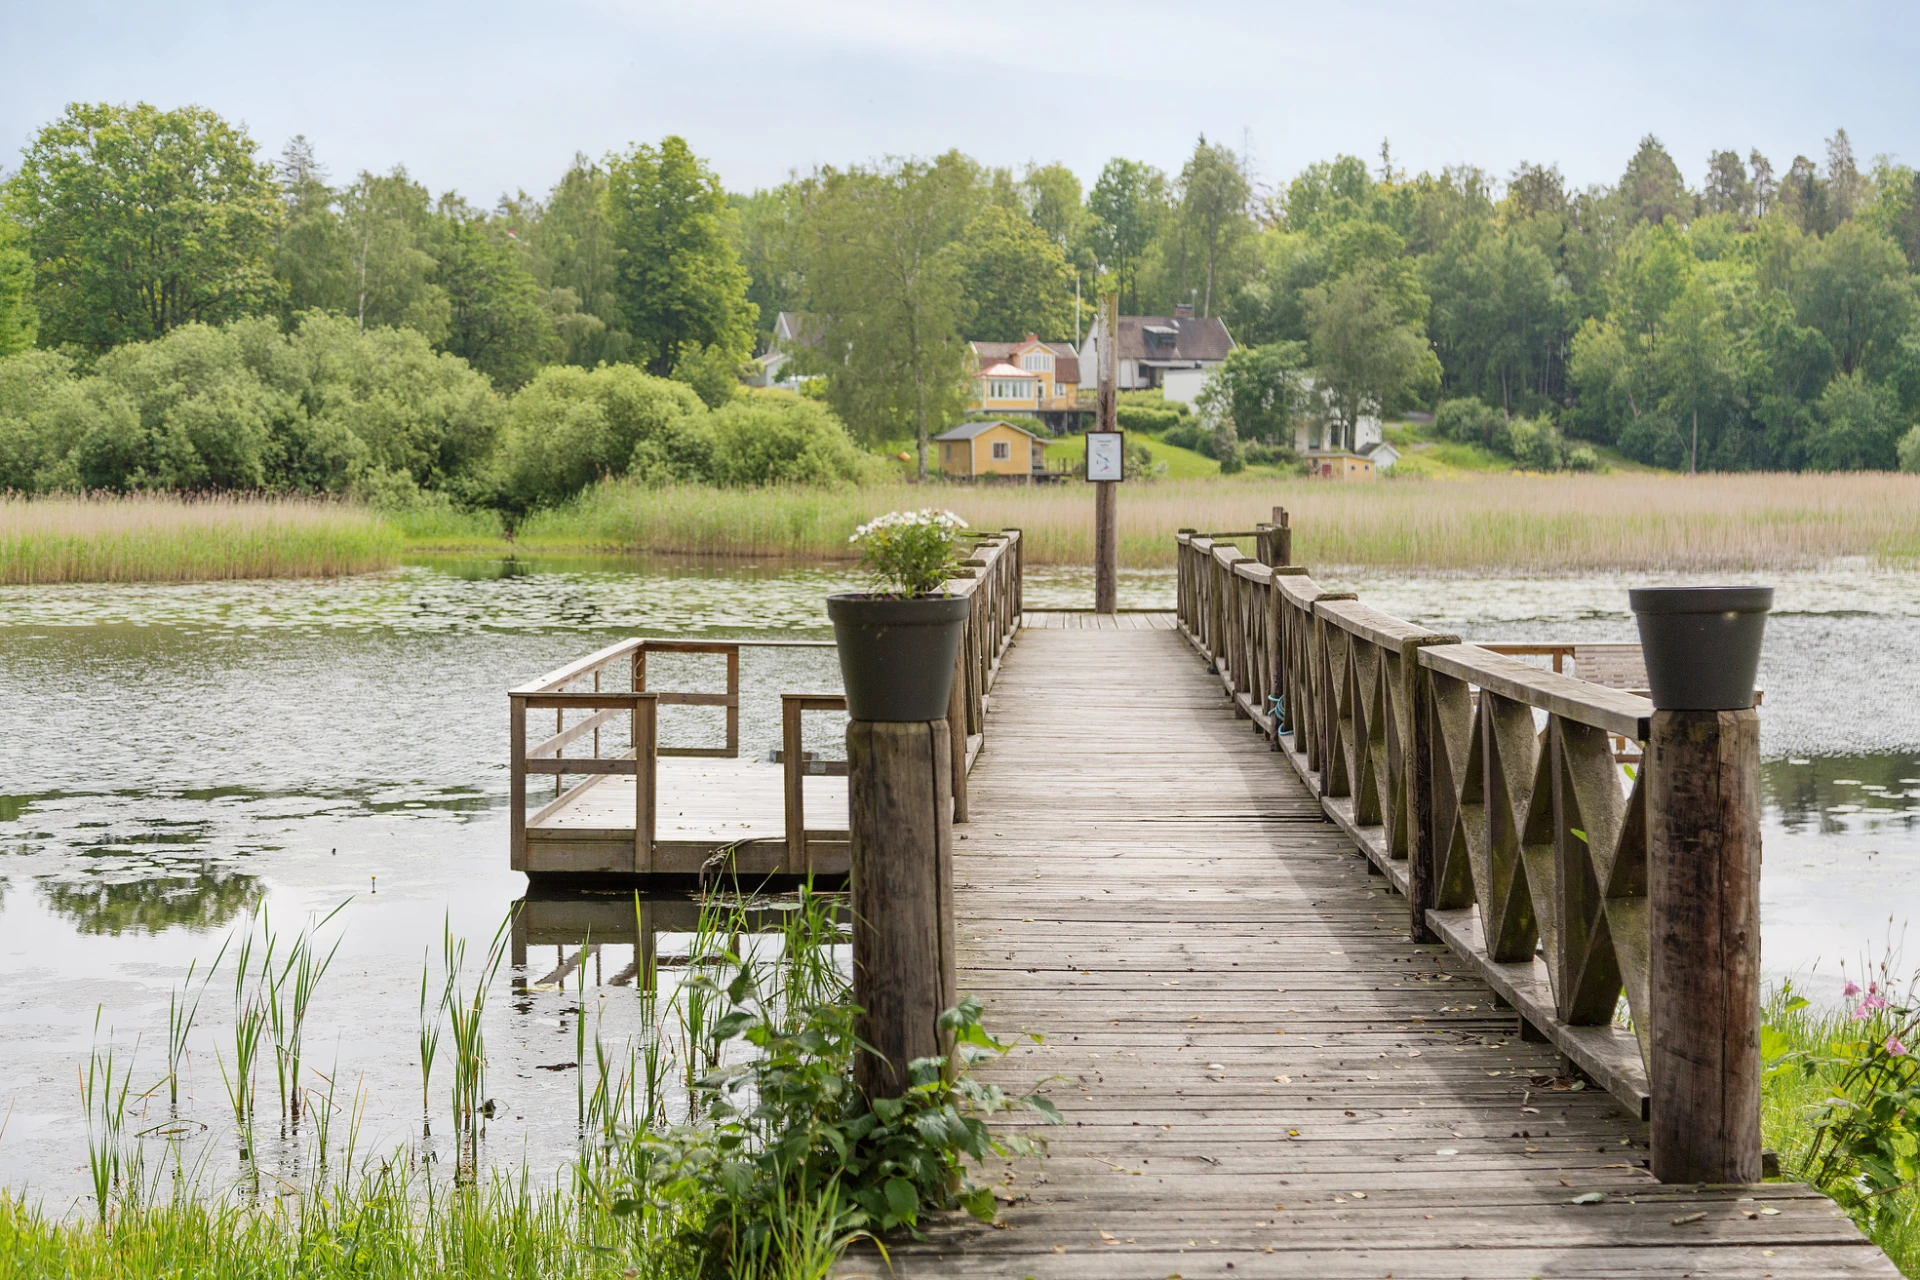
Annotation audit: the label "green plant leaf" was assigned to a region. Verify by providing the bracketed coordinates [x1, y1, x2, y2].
[959, 1184, 997, 1222]
[884, 1175, 918, 1222]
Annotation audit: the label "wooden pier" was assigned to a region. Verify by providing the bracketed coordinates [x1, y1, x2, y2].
[839, 521, 1890, 1279]
[515, 518, 1894, 1276]
[850, 613, 1894, 1278]
[507, 532, 1022, 879]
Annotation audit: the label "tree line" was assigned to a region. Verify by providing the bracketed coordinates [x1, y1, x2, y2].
[4, 101, 1920, 499]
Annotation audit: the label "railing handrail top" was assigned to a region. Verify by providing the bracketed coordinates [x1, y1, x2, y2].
[1233, 560, 1272, 584]
[512, 637, 645, 693]
[1316, 598, 1458, 649]
[1272, 572, 1332, 606]
[1211, 543, 1251, 568]
[1419, 642, 1652, 738]
[513, 689, 660, 709]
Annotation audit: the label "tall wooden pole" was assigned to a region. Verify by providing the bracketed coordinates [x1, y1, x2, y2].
[1647, 708, 1762, 1184]
[1094, 291, 1119, 614]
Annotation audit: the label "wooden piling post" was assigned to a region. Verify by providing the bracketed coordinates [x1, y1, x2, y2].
[1648, 708, 1762, 1185]
[1271, 506, 1292, 568]
[1094, 291, 1119, 614]
[848, 719, 956, 1099]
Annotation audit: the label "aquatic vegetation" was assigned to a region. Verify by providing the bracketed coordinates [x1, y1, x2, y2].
[12, 886, 1055, 1280]
[0, 493, 401, 584]
[78, 1011, 137, 1224]
[511, 471, 1920, 572]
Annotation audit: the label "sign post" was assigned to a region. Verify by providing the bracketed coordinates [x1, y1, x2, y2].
[1091, 291, 1121, 613]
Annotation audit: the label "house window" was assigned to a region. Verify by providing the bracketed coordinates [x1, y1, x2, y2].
[991, 441, 1011, 460]
[1022, 353, 1051, 372]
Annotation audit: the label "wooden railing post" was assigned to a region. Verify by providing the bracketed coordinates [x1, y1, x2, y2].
[510, 695, 527, 870]
[948, 637, 970, 822]
[1648, 708, 1762, 1185]
[632, 694, 656, 872]
[1408, 657, 1440, 943]
[848, 717, 955, 1100]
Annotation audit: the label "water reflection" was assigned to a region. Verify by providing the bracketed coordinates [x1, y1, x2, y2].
[1767, 753, 1920, 837]
[39, 867, 264, 935]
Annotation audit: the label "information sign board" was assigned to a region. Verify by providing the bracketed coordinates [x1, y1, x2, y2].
[1086, 431, 1125, 482]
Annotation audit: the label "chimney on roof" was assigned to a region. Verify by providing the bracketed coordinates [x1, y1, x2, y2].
[1173, 303, 1194, 319]
[1025, 333, 1038, 342]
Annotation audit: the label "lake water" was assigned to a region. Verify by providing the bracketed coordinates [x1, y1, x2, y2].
[0, 556, 1913, 1203]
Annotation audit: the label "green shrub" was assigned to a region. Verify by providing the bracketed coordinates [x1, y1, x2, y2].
[1508, 417, 1565, 471]
[1116, 402, 1183, 434]
[706, 392, 869, 487]
[0, 314, 503, 496]
[1158, 421, 1215, 456]
[1566, 444, 1603, 473]
[1241, 441, 1298, 468]
[1896, 423, 1920, 473]
[1434, 396, 1511, 454]
[671, 341, 747, 409]
[497, 364, 707, 509]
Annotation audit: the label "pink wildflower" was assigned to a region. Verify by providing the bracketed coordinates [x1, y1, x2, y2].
[1863, 992, 1889, 1013]
[1844, 981, 1862, 997]
[1853, 1005, 1871, 1022]
[1887, 1036, 1909, 1057]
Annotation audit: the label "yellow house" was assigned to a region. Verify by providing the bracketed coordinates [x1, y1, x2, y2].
[934, 420, 1045, 480]
[967, 335, 1088, 428]
[1308, 451, 1377, 481]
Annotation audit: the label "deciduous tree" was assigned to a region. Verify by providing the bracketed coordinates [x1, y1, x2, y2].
[955, 203, 1074, 341]
[8, 102, 282, 350]
[608, 136, 757, 377]
[1177, 137, 1252, 317]
[1087, 159, 1167, 313]
[1304, 273, 1440, 451]
[794, 154, 982, 477]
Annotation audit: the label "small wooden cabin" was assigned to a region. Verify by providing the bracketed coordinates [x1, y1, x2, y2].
[1307, 450, 1376, 481]
[934, 420, 1045, 480]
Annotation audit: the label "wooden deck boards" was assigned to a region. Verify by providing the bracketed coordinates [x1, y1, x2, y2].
[844, 625, 1893, 1279]
[1023, 610, 1179, 630]
[524, 758, 849, 875]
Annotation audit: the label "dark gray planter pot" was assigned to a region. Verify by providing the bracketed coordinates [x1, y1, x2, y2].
[1628, 586, 1773, 711]
[827, 593, 971, 722]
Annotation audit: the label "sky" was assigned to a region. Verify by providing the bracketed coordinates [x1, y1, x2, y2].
[4, 0, 1919, 206]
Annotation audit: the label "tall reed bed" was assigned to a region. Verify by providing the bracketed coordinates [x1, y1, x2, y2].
[518, 471, 1920, 571]
[0, 494, 402, 584]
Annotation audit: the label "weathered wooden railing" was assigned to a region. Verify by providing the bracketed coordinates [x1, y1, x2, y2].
[508, 529, 1023, 875]
[1176, 521, 1762, 1185]
[510, 639, 740, 872]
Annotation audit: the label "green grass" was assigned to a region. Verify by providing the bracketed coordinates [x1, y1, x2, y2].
[1040, 430, 1224, 480]
[1763, 988, 1920, 1274]
[381, 496, 510, 550]
[0, 1167, 661, 1280]
[1382, 422, 1670, 478]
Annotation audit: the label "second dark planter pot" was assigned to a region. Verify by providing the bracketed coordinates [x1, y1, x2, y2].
[1628, 586, 1773, 711]
[827, 593, 971, 721]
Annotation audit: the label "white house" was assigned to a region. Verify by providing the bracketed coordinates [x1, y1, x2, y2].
[1291, 376, 1383, 455]
[1078, 303, 1235, 405]
[749, 311, 823, 388]
[1358, 440, 1400, 471]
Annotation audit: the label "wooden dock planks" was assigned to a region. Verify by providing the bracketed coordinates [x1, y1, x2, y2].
[843, 620, 1894, 1279]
